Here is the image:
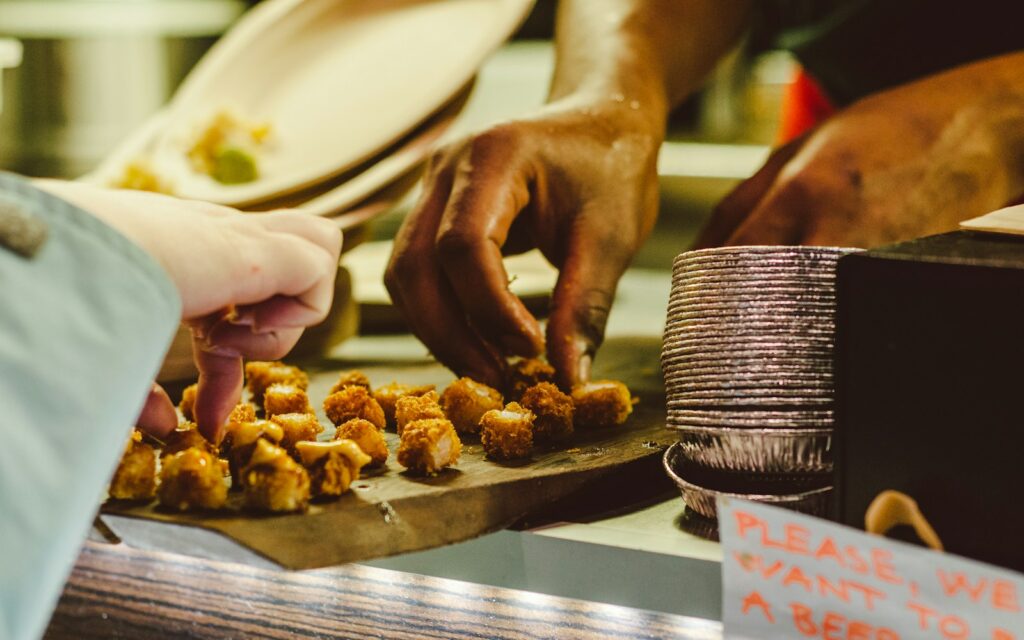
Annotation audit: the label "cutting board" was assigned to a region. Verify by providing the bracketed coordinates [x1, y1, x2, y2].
[101, 336, 674, 569]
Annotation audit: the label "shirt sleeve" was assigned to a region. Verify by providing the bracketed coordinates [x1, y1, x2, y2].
[0, 173, 182, 640]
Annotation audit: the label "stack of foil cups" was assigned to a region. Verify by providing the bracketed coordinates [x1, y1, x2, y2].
[661, 246, 858, 523]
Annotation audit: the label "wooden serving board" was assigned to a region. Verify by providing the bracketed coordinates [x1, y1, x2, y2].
[101, 336, 673, 570]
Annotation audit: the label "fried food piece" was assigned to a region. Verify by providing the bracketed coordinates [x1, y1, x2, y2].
[242, 439, 311, 512]
[333, 418, 389, 466]
[161, 422, 217, 459]
[244, 361, 308, 403]
[506, 358, 556, 400]
[571, 380, 634, 428]
[329, 370, 372, 394]
[158, 448, 228, 511]
[219, 402, 258, 456]
[109, 431, 157, 501]
[178, 383, 198, 422]
[440, 378, 503, 435]
[324, 386, 386, 430]
[296, 439, 371, 498]
[397, 418, 462, 475]
[520, 382, 575, 444]
[263, 383, 312, 417]
[480, 403, 535, 461]
[372, 382, 436, 429]
[394, 391, 444, 436]
[223, 419, 285, 488]
[270, 412, 323, 456]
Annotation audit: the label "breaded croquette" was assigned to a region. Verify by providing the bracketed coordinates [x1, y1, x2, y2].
[480, 403, 535, 461]
[242, 439, 311, 512]
[296, 439, 371, 498]
[372, 382, 436, 429]
[394, 391, 444, 436]
[269, 412, 322, 456]
[109, 430, 157, 501]
[333, 418, 389, 466]
[519, 382, 574, 444]
[263, 383, 312, 417]
[505, 358, 555, 400]
[244, 360, 308, 402]
[329, 370, 372, 394]
[571, 380, 634, 428]
[161, 422, 217, 459]
[223, 419, 284, 488]
[440, 377, 503, 435]
[158, 447, 228, 511]
[324, 386, 386, 430]
[397, 418, 462, 475]
[178, 383, 198, 421]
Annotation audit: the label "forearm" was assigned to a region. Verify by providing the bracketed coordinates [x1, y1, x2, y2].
[548, 0, 752, 131]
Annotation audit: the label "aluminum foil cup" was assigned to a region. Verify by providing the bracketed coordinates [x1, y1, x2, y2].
[669, 425, 833, 473]
[662, 443, 834, 520]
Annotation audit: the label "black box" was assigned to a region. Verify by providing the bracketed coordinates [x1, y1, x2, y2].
[835, 231, 1024, 570]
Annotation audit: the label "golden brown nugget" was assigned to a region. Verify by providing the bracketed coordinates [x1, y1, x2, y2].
[372, 382, 436, 429]
[394, 391, 444, 436]
[161, 422, 217, 459]
[270, 412, 323, 455]
[228, 402, 257, 425]
[244, 360, 308, 402]
[242, 439, 311, 512]
[324, 386, 386, 430]
[296, 439, 371, 498]
[222, 419, 284, 488]
[158, 448, 228, 511]
[178, 383, 198, 422]
[480, 403, 535, 461]
[571, 380, 634, 429]
[520, 382, 575, 444]
[505, 358, 556, 400]
[329, 370, 372, 395]
[333, 418, 389, 466]
[109, 431, 157, 501]
[397, 418, 462, 475]
[263, 383, 312, 418]
[440, 378, 503, 435]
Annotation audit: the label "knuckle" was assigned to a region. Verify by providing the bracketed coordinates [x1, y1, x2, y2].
[573, 288, 614, 348]
[434, 227, 477, 263]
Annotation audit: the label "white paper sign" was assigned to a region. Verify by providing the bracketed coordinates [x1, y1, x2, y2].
[719, 498, 1024, 639]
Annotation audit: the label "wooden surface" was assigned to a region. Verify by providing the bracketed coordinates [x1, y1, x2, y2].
[102, 336, 675, 569]
[45, 541, 721, 640]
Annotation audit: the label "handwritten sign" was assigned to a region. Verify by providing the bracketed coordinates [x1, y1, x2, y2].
[719, 498, 1024, 639]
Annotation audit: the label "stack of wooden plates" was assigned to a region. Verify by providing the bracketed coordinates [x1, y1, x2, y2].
[82, 0, 535, 239]
[660, 246, 859, 524]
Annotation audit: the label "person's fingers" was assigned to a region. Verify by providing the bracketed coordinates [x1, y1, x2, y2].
[724, 179, 812, 246]
[191, 324, 244, 441]
[434, 135, 544, 357]
[254, 209, 344, 257]
[385, 155, 505, 387]
[546, 224, 635, 389]
[135, 383, 178, 437]
[202, 321, 304, 361]
[692, 133, 809, 249]
[235, 293, 331, 332]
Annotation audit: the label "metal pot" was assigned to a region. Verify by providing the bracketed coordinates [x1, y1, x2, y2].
[0, 0, 245, 178]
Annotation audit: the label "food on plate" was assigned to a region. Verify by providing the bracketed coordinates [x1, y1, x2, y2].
[324, 386, 386, 430]
[397, 418, 462, 475]
[228, 402, 257, 426]
[329, 370, 372, 394]
[161, 422, 217, 459]
[571, 380, 634, 428]
[263, 383, 312, 418]
[269, 412, 322, 456]
[519, 382, 574, 444]
[297, 439, 371, 498]
[158, 447, 228, 511]
[372, 382, 436, 429]
[440, 377, 503, 435]
[242, 439, 310, 512]
[178, 383, 198, 421]
[223, 419, 284, 488]
[245, 361, 308, 404]
[333, 418, 389, 467]
[394, 391, 444, 436]
[505, 358, 556, 400]
[111, 159, 173, 194]
[108, 430, 157, 501]
[480, 403, 535, 461]
[187, 110, 271, 185]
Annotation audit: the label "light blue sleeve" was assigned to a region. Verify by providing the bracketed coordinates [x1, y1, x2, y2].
[0, 173, 182, 640]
